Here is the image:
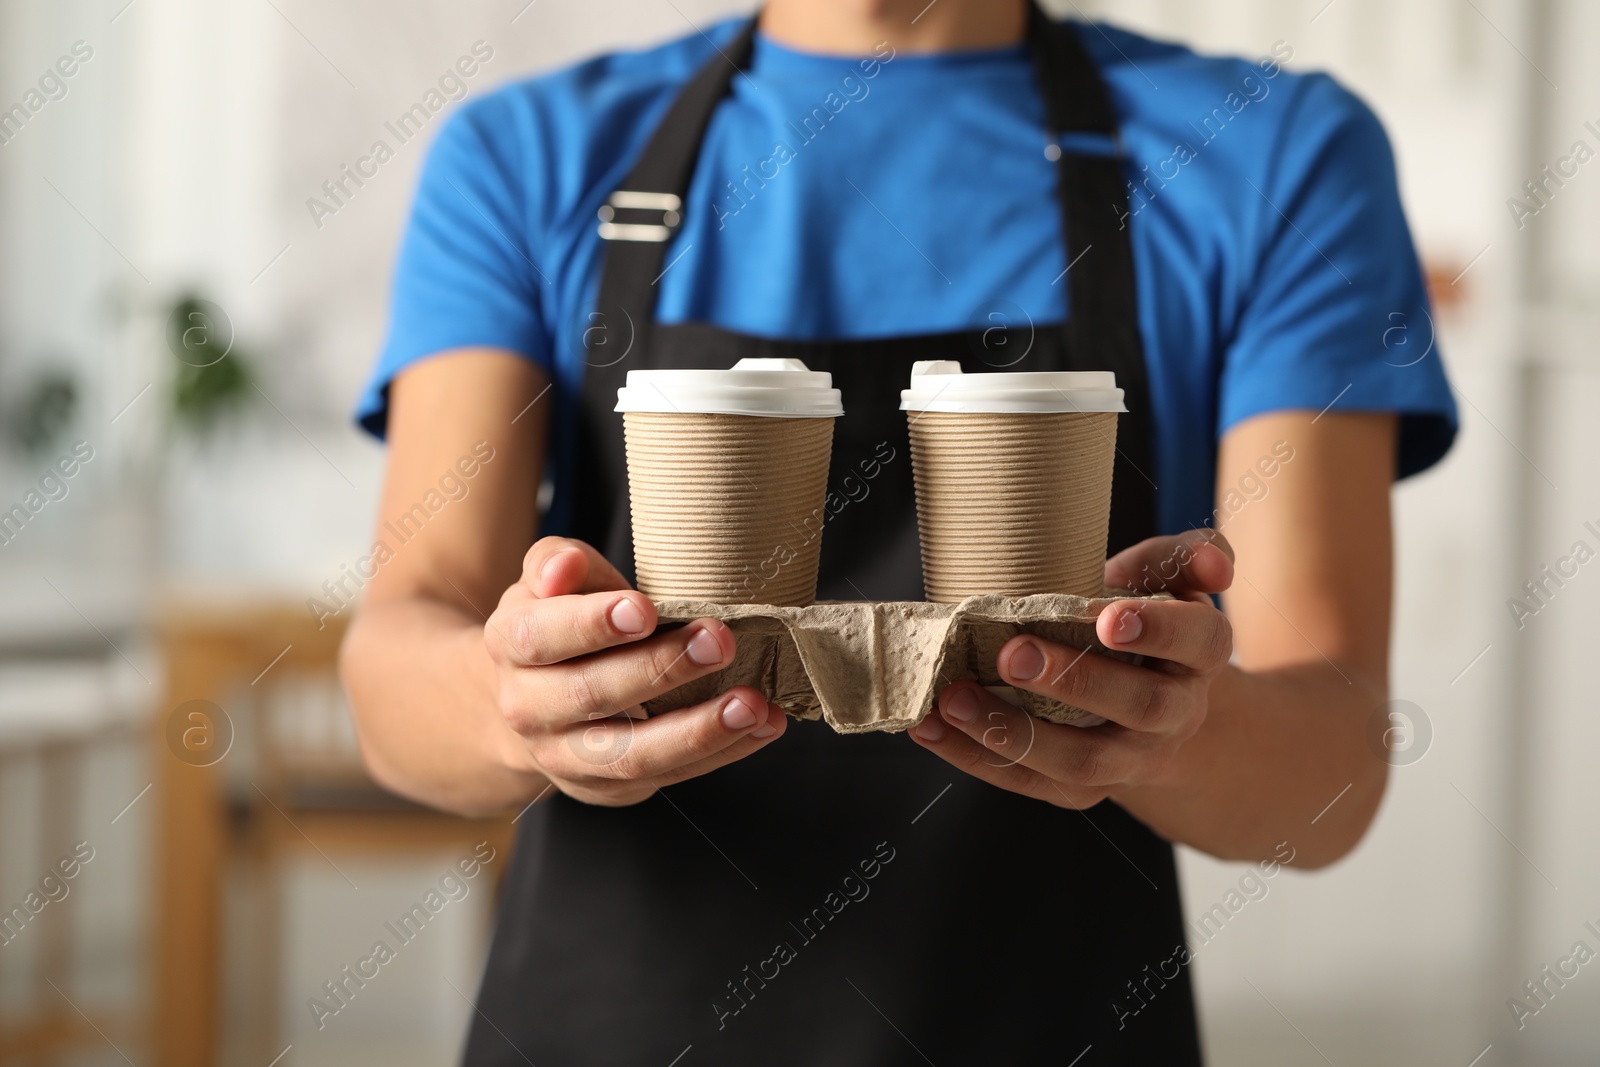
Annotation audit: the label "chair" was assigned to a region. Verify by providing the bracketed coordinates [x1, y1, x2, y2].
[0, 721, 142, 1064]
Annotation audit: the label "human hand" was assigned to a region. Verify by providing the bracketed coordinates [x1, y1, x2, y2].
[908, 530, 1235, 808]
[485, 536, 786, 806]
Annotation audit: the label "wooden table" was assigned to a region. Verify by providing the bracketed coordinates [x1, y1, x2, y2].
[153, 602, 513, 1067]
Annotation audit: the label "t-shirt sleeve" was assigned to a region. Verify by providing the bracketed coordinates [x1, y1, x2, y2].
[356, 99, 552, 438]
[1219, 74, 1457, 479]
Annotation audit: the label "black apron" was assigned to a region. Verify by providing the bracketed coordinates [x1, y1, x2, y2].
[466, 8, 1199, 1065]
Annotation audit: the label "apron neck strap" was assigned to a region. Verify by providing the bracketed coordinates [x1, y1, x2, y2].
[1026, 9, 1158, 542]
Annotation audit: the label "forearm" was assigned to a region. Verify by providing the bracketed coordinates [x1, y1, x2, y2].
[1115, 662, 1387, 868]
[341, 596, 549, 817]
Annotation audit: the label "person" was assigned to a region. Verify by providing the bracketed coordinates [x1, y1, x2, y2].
[341, 0, 1457, 1062]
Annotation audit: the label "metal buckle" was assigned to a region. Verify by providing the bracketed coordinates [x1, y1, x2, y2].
[597, 191, 682, 242]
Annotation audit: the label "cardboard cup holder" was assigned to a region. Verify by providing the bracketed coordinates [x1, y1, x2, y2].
[645, 592, 1162, 734]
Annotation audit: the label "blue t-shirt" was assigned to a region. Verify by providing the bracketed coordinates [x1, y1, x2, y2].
[360, 19, 1457, 538]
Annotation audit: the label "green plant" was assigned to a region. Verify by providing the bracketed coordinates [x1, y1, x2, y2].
[7, 371, 78, 455]
[167, 293, 256, 432]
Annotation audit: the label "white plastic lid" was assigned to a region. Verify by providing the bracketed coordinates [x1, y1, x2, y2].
[614, 357, 843, 418]
[899, 360, 1126, 413]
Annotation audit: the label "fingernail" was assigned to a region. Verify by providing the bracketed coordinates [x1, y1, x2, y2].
[721, 697, 758, 731]
[913, 715, 946, 742]
[944, 688, 979, 723]
[609, 597, 648, 635]
[752, 720, 778, 739]
[687, 626, 726, 666]
[1007, 640, 1045, 681]
[1114, 610, 1143, 644]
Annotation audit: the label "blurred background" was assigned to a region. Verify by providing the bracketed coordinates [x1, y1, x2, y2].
[0, 0, 1594, 1063]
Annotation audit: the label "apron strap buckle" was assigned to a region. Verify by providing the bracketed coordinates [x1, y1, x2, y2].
[597, 191, 682, 242]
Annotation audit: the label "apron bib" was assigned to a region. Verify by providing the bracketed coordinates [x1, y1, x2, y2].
[467, 8, 1199, 1064]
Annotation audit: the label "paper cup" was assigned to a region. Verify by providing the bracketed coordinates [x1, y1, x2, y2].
[900, 361, 1125, 603]
[616, 359, 842, 606]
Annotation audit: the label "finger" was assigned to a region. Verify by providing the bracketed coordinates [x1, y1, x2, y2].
[1103, 529, 1234, 599]
[546, 687, 785, 782]
[1093, 597, 1234, 673]
[919, 681, 1141, 789]
[996, 635, 1193, 734]
[522, 536, 631, 598]
[496, 587, 661, 666]
[905, 693, 1105, 809]
[529, 617, 737, 725]
[649, 698, 792, 785]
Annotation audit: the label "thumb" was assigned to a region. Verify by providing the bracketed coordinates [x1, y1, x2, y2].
[522, 537, 633, 598]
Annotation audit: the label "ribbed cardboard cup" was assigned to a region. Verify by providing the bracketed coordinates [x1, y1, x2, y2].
[902, 362, 1125, 603]
[616, 359, 842, 607]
